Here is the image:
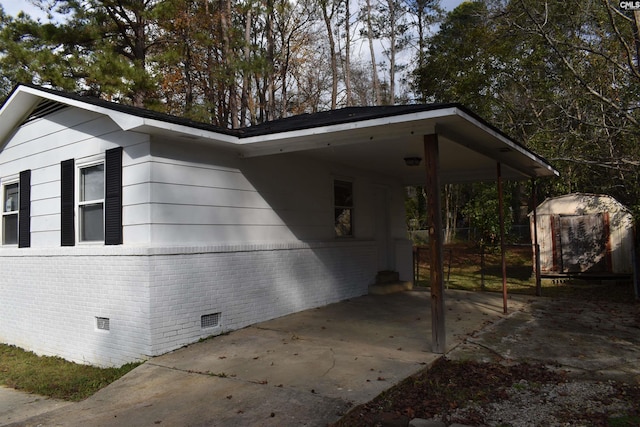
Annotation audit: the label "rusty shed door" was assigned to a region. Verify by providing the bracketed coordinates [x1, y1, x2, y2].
[558, 213, 610, 273]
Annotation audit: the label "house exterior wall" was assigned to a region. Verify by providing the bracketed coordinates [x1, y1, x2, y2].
[0, 106, 152, 247]
[0, 107, 409, 366]
[146, 241, 376, 356]
[0, 247, 152, 366]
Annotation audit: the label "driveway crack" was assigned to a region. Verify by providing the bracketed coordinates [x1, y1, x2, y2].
[322, 348, 336, 377]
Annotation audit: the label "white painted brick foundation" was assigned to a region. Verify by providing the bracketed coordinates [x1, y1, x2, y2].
[0, 241, 376, 366]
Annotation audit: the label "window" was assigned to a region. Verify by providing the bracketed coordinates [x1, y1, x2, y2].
[2, 182, 18, 245]
[334, 180, 353, 237]
[79, 163, 104, 242]
[61, 147, 122, 246]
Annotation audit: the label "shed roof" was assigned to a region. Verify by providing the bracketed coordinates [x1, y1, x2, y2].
[0, 84, 559, 185]
[534, 193, 633, 217]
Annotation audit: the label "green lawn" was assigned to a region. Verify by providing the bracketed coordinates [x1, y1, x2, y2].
[0, 344, 140, 401]
[414, 243, 637, 303]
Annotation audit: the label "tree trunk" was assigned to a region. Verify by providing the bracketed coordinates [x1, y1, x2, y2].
[365, 0, 381, 105]
[241, 7, 252, 125]
[220, 0, 238, 128]
[265, 0, 276, 121]
[344, 0, 352, 106]
[386, 0, 395, 104]
[321, 0, 338, 109]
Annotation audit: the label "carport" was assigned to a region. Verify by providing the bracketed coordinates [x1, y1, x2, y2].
[237, 104, 560, 353]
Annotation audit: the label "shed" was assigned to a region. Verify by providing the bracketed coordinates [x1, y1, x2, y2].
[0, 84, 557, 366]
[531, 193, 635, 276]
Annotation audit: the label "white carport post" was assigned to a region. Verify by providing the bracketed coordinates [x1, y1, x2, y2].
[424, 134, 446, 354]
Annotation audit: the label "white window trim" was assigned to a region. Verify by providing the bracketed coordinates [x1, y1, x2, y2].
[76, 158, 105, 245]
[2, 176, 19, 246]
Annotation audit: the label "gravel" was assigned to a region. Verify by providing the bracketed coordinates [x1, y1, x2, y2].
[420, 378, 636, 427]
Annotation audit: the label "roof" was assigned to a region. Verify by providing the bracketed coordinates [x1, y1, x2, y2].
[534, 193, 633, 216]
[0, 84, 559, 184]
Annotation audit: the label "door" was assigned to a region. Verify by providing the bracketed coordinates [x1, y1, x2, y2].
[558, 213, 610, 273]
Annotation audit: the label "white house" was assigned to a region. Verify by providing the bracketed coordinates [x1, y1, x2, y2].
[0, 84, 558, 366]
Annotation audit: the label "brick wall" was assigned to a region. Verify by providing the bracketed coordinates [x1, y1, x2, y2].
[0, 247, 152, 367]
[0, 242, 376, 366]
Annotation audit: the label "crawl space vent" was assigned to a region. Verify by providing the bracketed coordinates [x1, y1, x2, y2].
[201, 313, 221, 329]
[96, 317, 110, 331]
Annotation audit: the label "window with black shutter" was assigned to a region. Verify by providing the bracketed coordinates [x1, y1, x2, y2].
[60, 148, 123, 246]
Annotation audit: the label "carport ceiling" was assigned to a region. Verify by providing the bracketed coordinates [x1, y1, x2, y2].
[237, 105, 558, 185]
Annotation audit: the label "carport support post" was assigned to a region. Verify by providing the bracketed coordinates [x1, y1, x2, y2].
[497, 163, 508, 314]
[424, 134, 446, 354]
[532, 178, 542, 296]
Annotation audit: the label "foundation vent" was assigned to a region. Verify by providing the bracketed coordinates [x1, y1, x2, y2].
[201, 313, 221, 329]
[96, 317, 110, 331]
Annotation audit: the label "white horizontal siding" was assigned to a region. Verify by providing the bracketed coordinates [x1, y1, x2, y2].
[148, 182, 271, 209]
[150, 161, 255, 191]
[4, 107, 102, 147]
[0, 106, 152, 247]
[150, 204, 285, 226]
[149, 224, 300, 244]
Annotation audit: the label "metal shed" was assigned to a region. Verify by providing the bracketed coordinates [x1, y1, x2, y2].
[530, 193, 635, 276]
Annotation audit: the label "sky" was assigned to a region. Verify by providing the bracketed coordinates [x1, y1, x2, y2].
[2, 0, 467, 20]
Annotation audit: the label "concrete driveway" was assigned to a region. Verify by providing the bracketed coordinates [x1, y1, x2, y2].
[449, 296, 640, 383]
[1, 289, 524, 427]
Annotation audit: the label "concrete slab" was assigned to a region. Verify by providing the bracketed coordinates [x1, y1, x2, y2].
[0, 386, 72, 426]
[448, 298, 640, 384]
[1, 290, 525, 427]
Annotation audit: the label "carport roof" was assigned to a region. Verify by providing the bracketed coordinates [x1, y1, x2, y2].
[0, 84, 558, 184]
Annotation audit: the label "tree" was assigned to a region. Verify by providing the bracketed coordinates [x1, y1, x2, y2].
[318, 0, 340, 109]
[413, 0, 640, 218]
[360, 0, 381, 104]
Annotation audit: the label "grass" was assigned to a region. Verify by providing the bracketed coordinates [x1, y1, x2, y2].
[0, 344, 140, 401]
[414, 243, 637, 302]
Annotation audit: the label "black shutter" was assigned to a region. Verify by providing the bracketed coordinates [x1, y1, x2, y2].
[61, 159, 75, 246]
[18, 170, 31, 248]
[104, 147, 123, 245]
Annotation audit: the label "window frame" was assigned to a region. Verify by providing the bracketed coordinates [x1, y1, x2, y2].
[333, 179, 354, 238]
[76, 159, 105, 244]
[2, 177, 19, 245]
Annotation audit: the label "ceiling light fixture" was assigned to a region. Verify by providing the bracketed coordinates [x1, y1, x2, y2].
[404, 157, 422, 167]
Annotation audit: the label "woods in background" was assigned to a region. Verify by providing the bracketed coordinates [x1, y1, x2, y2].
[1, 0, 638, 221]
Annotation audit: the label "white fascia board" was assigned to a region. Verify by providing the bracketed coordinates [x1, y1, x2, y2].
[128, 117, 239, 144]
[451, 109, 559, 178]
[238, 107, 460, 157]
[6, 86, 238, 145]
[0, 90, 40, 145]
